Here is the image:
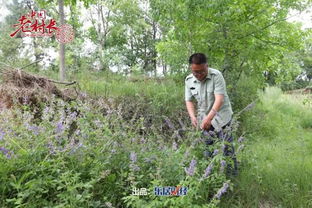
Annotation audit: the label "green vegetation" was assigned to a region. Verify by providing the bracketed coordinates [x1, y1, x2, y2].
[221, 87, 312, 208]
[0, 74, 243, 207]
[1, 0, 312, 207]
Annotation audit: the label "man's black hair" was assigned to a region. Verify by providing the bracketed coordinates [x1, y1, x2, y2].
[188, 53, 207, 65]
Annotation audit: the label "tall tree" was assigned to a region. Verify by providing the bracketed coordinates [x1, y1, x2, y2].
[58, 0, 66, 81]
[36, 0, 94, 79]
[301, 36, 312, 81]
[152, 0, 311, 82]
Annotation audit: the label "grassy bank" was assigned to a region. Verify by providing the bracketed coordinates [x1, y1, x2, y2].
[221, 87, 312, 208]
[0, 71, 243, 207]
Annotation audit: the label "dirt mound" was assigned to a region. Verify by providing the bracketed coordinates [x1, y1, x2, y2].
[286, 86, 312, 95]
[0, 67, 77, 111]
[304, 86, 312, 94]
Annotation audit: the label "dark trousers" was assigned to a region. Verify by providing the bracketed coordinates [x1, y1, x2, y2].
[201, 120, 238, 176]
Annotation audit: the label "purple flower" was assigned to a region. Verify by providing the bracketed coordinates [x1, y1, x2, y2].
[69, 142, 84, 154]
[129, 152, 140, 171]
[214, 182, 229, 199]
[203, 163, 214, 178]
[0, 147, 12, 159]
[172, 141, 178, 150]
[28, 125, 40, 135]
[238, 136, 244, 143]
[140, 137, 146, 144]
[158, 144, 164, 150]
[219, 131, 225, 140]
[77, 142, 83, 148]
[0, 130, 5, 140]
[202, 130, 209, 137]
[80, 92, 87, 98]
[75, 129, 81, 136]
[203, 130, 216, 137]
[69, 111, 77, 121]
[213, 149, 219, 156]
[22, 96, 28, 105]
[185, 159, 197, 176]
[42, 106, 52, 121]
[129, 163, 140, 171]
[47, 143, 56, 155]
[164, 117, 175, 129]
[43, 106, 50, 115]
[130, 151, 137, 163]
[56, 121, 64, 134]
[208, 130, 216, 137]
[94, 119, 102, 128]
[220, 160, 226, 172]
[0, 147, 9, 155]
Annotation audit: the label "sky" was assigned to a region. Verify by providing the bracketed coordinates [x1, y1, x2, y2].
[0, 0, 11, 22]
[288, 8, 312, 29]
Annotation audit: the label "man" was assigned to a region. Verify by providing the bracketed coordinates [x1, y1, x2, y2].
[185, 53, 233, 131]
[185, 53, 237, 175]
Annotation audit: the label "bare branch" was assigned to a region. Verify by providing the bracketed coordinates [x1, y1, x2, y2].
[20, 59, 43, 70]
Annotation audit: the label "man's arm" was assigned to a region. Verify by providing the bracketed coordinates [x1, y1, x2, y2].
[186, 101, 196, 120]
[205, 94, 224, 121]
[185, 101, 198, 128]
[185, 80, 198, 127]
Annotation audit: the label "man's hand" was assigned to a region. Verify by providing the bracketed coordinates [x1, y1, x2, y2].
[191, 116, 198, 128]
[200, 116, 212, 130]
[200, 95, 224, 130]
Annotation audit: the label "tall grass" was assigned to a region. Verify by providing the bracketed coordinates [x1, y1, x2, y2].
[221, 87, 312, 208]
[72, 71, 185, 118]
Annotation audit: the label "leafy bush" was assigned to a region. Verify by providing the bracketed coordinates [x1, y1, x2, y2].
[0, 96, 243, 207]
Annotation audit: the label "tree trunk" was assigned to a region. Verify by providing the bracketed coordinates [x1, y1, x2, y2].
[58, 0, 66, 81]
[33, 37, 40, 71]
[97, 4, 104, 71]
[152, 21, 157, 77]
[162, 59, 167, 76]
